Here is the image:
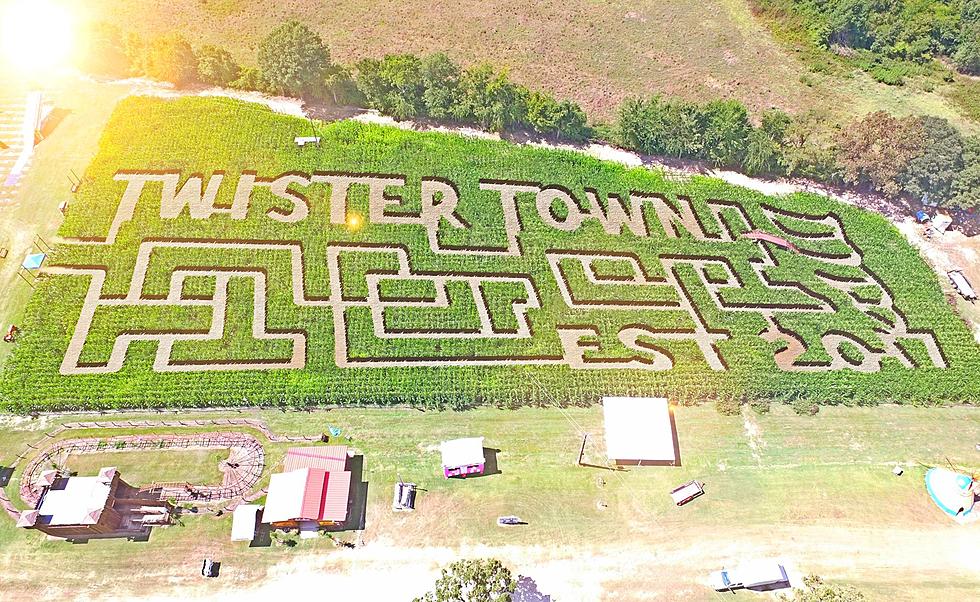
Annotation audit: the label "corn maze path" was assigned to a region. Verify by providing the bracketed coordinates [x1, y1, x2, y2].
[47, 173, 947, 375]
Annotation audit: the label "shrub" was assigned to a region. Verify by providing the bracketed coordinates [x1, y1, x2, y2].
[750, 399, 771, 414]
[258, 20, 330, 96]
[143, 34, 198, 87]
[355, 54, 426, 120]
[835, 111, 924, 197]
[76, 22, 131, 78]
[701, 99, 752, 167]
[715, 397, 743, 416]
[899, 116, 963, 205]
[197, 45, 240, 87]
[421, 52, 462, 120]
[230, 67, 268, 92]
[792, 399, 820, 416]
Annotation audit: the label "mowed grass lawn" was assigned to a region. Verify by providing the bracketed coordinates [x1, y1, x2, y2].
[79, 0, 978, 130]
[64, 448, 229, 486]
[0, 404, 977, 600]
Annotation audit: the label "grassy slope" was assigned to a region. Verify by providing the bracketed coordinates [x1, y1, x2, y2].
[0, 405, 977, 600]
[0, 95, 977, 411]
[0, 74, 133, 366]
[79, 0, 978, 130]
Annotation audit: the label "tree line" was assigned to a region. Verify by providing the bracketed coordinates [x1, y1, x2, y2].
[78, 20, 980, 210]
[752, 0, 980, 76]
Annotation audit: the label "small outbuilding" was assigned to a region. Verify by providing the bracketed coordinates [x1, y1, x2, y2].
[602, 396, 679, 466]
[231, 504, 262, 542]
[262, 468, 352, 527]
[440, 437, 486, 478]
[262, 445, 353, 529]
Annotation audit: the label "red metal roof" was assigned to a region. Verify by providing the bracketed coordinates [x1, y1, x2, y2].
[294, 468, 352, 522]
[319, 471, 352, 522]
[299, 469, 327, 520]
[284, 446, 349, 472]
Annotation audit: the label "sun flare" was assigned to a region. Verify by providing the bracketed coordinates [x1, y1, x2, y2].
[0, 0, 75, 75]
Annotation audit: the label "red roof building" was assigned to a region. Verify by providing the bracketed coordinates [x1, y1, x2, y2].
[283, 446, 349, 472]
[262, 446, 353, 527]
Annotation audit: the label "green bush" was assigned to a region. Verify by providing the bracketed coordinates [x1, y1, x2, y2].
[792, 399, 820, 416]
[715, 397, 743, 416]
[258, 20, 330, 96]
[143, 34, 198, 88]
[197, 45, 240, 87]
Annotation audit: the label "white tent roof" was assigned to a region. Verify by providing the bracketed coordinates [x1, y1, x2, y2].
[37, 476, 112, 526]
[231, 504, 261, 541]
[262, 470, 307, 524]
[602, 396, 677, 463]
[440, 437, 485, 468]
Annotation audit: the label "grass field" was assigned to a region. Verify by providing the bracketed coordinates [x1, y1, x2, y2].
[0, 404, 977, 600]
[63, 448, 229, 485]
[78, 0, 979, 131]
[0, 71, 133, 367]
[1, 95, 977, 411]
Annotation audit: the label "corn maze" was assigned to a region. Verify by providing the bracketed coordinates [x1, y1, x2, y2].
[1, 96, 977, 410]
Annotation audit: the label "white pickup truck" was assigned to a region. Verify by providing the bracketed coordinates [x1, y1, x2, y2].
[709, 561, 788, 591]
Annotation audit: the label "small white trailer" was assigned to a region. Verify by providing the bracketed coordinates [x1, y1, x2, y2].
[948, 270, 977, 301]
[710, 560, 788, 591]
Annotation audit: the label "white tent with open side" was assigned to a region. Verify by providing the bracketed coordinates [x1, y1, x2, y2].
[602, 396, 678, 466]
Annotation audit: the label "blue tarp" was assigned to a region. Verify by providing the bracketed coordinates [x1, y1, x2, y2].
[22, 252, 45, 270]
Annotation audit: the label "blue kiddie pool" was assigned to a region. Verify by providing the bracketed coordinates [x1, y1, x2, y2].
[925, 468, 976, 519]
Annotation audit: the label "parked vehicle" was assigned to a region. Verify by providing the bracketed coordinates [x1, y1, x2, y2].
[669, 480, 705, 506]
[709, 561, 787, 591]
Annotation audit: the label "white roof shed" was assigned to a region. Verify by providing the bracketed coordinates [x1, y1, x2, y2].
[440, 437, 485, 469]
[602, 396, 678, 465]
[231, 504, 261, 541]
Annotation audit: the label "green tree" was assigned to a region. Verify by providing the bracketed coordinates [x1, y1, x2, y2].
[457, 65, 525, 131]
[700, 99, 751, 167]
[781, 109, 841, 181]
[835, 111, 924, 197]
[355, 54, 425, 119]
[258, 21, 330, 96]
[778, 574, 866, 602]
[952, 135, 980, 209]
[900, 116, 964, 204]
[143, 34, 198, 87]
[422, 52, 463, 119]
[197, 45, 240, 87]
[415, 558, 516, 602]
[76, 22, 131, 78]
[322, 64, 361, 105]
[744, 109, 792, 175]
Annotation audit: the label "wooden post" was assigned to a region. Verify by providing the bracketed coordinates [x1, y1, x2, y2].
[577, 433, 589, 466]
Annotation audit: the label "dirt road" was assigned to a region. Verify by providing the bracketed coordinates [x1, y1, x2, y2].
[87, 523, 978, 602]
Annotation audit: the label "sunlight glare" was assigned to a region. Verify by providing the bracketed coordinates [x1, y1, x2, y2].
[0, 0, 75, 75]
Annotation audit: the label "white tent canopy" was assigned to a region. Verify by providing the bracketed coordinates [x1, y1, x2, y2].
[231, 504, 261, 541]
[439, 437, 485, 468]
[602, 396, 677, 465]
